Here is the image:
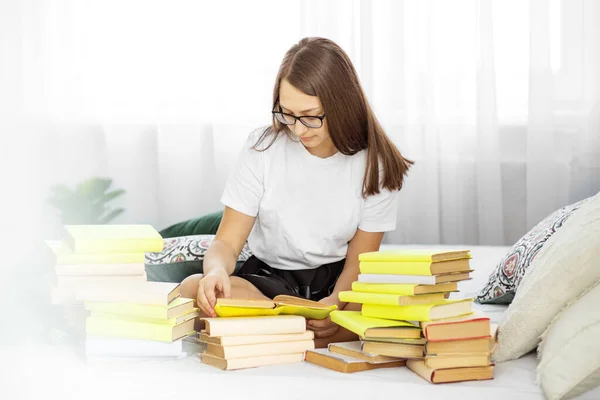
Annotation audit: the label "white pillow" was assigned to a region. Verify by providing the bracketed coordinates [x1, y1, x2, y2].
[537, 281, 600, 400]
[492, 191, 600, 362]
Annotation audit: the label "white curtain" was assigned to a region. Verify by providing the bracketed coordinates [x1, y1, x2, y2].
[3, 0, 599, 252]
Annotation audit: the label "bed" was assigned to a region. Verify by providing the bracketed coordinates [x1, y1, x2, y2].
[6, 245, 600, 400]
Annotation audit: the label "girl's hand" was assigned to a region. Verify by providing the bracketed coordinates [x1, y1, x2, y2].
[306, 295, 340, 338]
[196, 268, 231, 317]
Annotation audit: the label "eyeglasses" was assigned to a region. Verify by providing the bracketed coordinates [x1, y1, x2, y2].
[272, 109, 326, 129]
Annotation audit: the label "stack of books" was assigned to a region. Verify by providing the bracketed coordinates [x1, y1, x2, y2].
[198, 314, 315, 370]
[80, 281, 199, 363]
[47, 224, 198, 361]
[47, 224, 163, 306]
[331, 249, 496, 383]
[407, 311, 497, 383]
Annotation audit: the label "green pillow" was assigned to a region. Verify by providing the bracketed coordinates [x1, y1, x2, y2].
[159, 211, 223, 238]
[145, 234, 251, 283]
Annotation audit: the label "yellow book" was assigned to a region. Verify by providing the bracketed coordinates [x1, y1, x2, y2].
[351, 281, 458, 295]
[84, 297, 195, 320]
[359, 258, 471, 276]
[46, 240, 145, 265]
[64, 224, 163, 254]
[361, 299, 473, 322]
[339, 291, 447, 306]
[359, 249, 471, 263]
[214, 295, 336, 320]
[330, 311, 421, 339]
[90, 308, 199, 326]
[85, 315, 195, 342]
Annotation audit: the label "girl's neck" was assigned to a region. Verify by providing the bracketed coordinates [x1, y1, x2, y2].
[305, 139, 337, 159]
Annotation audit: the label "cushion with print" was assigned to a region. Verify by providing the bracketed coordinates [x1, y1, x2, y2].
[145, 234, 252, 283]
[476, 197, 590, 304]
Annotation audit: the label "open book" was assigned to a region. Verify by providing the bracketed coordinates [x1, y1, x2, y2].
[214, 295, 336, 319]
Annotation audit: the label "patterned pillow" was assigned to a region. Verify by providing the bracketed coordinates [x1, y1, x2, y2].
[476, 197, 590, 304]
[144, 234, 252, 283]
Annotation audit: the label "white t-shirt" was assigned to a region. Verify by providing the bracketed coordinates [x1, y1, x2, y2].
[221, 128, 400, 271]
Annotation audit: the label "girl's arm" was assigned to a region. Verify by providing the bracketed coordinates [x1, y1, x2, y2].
[203, 206, 255, 276]
[328, 228, 385, 308]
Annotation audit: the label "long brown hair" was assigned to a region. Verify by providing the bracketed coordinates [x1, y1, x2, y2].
[255, 37, 413, 197]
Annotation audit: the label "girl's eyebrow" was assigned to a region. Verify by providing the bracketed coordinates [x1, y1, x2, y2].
[280, 103, 321, 113]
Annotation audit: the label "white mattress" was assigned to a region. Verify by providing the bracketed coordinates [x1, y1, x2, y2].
[4, 245, 600, 400]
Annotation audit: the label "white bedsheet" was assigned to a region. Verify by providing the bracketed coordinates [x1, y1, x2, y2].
[4, 245, 600, 400]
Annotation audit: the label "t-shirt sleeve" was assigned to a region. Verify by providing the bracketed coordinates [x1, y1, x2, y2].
[358, 187, 400, 233]
[220, 131, 265, 217]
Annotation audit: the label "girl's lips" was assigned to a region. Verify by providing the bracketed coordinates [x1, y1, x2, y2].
[300, 136, 314, 141]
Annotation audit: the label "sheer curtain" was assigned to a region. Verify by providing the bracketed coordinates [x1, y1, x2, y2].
[4, 0, 599, 252]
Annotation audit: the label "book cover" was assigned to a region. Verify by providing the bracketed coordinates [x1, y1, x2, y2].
[357, 272, 471, 285]
[200, 352, 304, 371]
[85, 315, 195, 342]
[201, 315, 307, 337]
[407, 359, 494, 383]
[361, 340, 425, 359]
[361, 299, 473, 322]
[84, 297, 195, 320]
[204, 339, 314, 359]
[90, 308, 199, 326]
[351, 281, 458, 295]
[75, 281, 180, 305]
[305, 348, 406, 373]
[199, 330, 314, 346]
[54, 263, 146, 276]
[46, 240, 146, 265]
[359, 249, 471, 263]
[338, 291, 447, 306]
[64, 224, 163, 254]
[359, 258, 471, 276]
[422, 312, 492, 341]
[328, 341, 403, 363]
[214, 295, 336, 320]
[330, 311, 421, 339]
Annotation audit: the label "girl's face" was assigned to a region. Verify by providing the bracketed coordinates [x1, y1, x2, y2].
[278, 79, 336, 157]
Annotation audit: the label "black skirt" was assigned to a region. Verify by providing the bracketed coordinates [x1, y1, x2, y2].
[233, 255, 345, 301]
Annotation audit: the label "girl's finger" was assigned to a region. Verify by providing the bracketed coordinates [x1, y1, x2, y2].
[197, 282, 214, 317]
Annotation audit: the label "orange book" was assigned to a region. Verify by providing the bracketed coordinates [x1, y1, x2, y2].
[200, 352, 304, 370]
[422, 312, 492, 341]
[407, 359, 494, 384]
[305, 348, 406, 373]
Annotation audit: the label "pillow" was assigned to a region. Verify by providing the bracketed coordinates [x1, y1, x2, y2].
[144, 234, 252, 283]
[537, 281, 600, 400]
[159, 211, 223, 238]
[476, 197, 589, 304]
[492, 191, 600, 362]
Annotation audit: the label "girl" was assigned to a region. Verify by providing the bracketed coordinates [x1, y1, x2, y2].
[181, 37, 413, 347]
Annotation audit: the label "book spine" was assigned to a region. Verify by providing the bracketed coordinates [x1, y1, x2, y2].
[85, 316, 175, 342]
[358, 274, 436, 285]
[204, 316, 307, 336]
[362, 304, 431, 321]
[359, 262, 434, 275]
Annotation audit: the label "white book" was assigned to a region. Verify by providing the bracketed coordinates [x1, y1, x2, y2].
[357, 274, 437, 285]
[85, 336, 184, 357]
[55, 263, 146, 276]
[57, 273, 147, 289]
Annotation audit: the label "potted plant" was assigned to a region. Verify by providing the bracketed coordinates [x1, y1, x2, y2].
[46, 177, 126, 225]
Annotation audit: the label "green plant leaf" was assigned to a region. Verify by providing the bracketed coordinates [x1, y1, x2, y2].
[98, 208, 125, 224]
[102, 189, 126, 204]
[76, 178, 113, 201]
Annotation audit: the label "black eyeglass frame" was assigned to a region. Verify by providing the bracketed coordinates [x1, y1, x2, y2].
[271, 99, 326, 128]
